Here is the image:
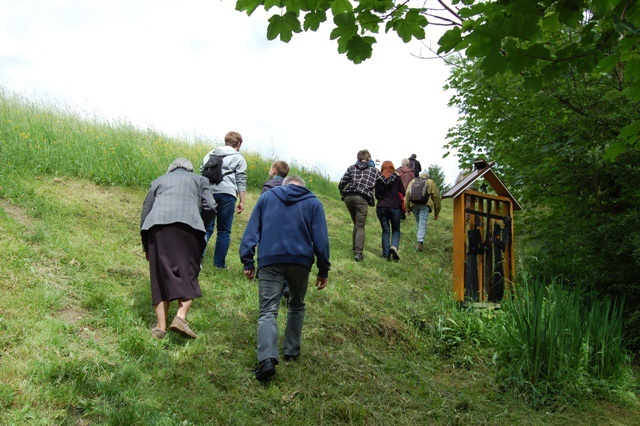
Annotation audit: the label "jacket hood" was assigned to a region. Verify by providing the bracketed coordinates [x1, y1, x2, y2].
[355, 161, 371, 170]
[271, 184, 316, 205]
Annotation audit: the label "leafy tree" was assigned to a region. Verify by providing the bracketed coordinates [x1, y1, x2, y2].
[427, 163, 450, 193]
[445, 56, 640, 349]
[236, 0, 640, 155]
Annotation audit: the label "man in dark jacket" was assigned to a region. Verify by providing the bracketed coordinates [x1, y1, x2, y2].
[240, 176, 330, 381]
[338, 149, 396, 262]
[261, 160, 289, 194]
[408, 153, 422, 178]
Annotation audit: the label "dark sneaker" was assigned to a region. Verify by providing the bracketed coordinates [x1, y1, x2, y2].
[390, 246, 400, 261]
[283, 354, 299, 362]
[255, 358, 277, 381]
[354, 254, 363, 262]
[416, 241, 424, 252]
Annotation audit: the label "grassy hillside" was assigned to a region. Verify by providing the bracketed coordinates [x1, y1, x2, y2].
[0, 91, 639, 424]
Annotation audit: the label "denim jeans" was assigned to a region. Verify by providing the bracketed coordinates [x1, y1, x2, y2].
[344, 195, 369, 256]
[376, 206, 401, 258]
[257, 264, 311, 363]
[205, 193, 236, 268]
[411, 204, 430, 243]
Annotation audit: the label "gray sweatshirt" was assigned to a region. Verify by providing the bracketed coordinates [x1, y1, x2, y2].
[200, 145, 247, 198]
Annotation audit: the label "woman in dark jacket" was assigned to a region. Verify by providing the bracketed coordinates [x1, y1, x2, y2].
[140, 158, 216, 340]
[375, 161, 405, 261]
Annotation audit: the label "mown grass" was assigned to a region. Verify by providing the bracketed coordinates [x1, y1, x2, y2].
[0, 90, 639, 424]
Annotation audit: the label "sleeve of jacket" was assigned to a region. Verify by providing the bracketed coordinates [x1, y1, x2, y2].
[234, 156, 248, 193]
[397, 177, 406, 196]
[429, 179, 441, 216]
[199, 177, 217, 228]
[404, 178, 414, 211]
[338, 167, 351, 192]
[311, 201, 331, 278]
[239, 196, 263, 270]
[140, 183, 156, 252]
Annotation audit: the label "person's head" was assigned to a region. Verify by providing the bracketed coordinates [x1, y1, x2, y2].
[380, 161, 395, 178]
[356, 149, 371, 163]
[225, 131, 243, 150]
[419, 169, 429, 179]
[269, 160, 289, 179]
[167, 157, 194, 174]
[411, 153, 417, 159]
[282, 175, 306, 187]
[401, 158, 410, 167]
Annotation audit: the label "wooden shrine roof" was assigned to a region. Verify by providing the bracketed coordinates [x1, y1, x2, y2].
[443, 160, 523, 211]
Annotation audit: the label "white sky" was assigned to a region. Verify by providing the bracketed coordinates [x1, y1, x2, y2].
[0, 0, 462, 184]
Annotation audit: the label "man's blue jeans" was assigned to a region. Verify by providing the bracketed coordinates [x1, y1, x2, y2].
[257, 264, 310, 363]
[411, 204, 430, 243]
[376, 206, 401, 259]
[205, 193, 236, 268]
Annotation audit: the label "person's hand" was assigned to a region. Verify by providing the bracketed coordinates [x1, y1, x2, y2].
[236, 202, 244, 214]
[315, 277, 328, 290]
[434, 214, 439, 221]
[144, 251, 149, 261]
[406, 210, 411, 216]
[244, 268, 255, 280]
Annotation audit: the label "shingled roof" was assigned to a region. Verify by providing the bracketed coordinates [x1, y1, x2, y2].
[443, 160, 523, 211]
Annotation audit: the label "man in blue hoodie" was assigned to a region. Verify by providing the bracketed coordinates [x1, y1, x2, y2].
[240, 175, 330, 382]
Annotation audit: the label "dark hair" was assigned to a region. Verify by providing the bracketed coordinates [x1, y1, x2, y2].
[357, 149, 371, 162]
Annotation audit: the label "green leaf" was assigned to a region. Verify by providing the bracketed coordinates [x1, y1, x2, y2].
[522, 75, 542, 91]
[331, 0, 353, 16]
[235, 0, 263, 16]
[304, 10, 327, 31]
[613, 17, 639, 35]
[266, 12, 302, 42]
[330, 13, 358, 41]
[388, 9, 427, 42]
[438, 27, 462, 54]
[357, 0, 394, 14]
[345, 35, 376, 64]
[604, 141, 629, 161]
[357, 10, 381, 33]
[264, 0, 286, 11]
[480, 50, 507, 76]
[594, 53, 619, 74]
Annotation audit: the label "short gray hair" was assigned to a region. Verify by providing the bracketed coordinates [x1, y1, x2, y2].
[401, 158, 410, 167]
[282, 175, 306, 187]
[167, 157, 194, 173]
[419, 169, 429, 179]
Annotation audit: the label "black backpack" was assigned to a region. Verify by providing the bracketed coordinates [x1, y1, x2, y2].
[408, 178, 430, 204]
[202, 154, 232, 184]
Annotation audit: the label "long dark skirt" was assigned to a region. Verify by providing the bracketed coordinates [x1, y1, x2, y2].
[147, 223, 206, 306]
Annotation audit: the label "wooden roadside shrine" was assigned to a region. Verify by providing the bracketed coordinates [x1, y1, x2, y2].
[442, 160, 523, 305]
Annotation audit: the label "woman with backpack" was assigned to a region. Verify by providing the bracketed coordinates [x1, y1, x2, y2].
[375, 161, 406, 261]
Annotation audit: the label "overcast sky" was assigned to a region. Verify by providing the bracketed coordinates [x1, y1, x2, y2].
[0, 0, 462, 184]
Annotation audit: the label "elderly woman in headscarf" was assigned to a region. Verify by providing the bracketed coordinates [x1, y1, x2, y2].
[140, 157, 216, 340]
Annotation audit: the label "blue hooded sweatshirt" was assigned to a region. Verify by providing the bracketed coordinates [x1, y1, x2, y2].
[240, 184, 331, 278]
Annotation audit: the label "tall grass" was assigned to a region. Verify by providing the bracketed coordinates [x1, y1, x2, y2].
[0, 88, 335, 196]
[496, 275, 630, 406]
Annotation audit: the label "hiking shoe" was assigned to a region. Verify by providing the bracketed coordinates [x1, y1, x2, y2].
[255, 358, 277, 381]
[283, 354, 299, 362]
[390, 246, 400, 261]
[354, 254, 363, 262]
[169, 316, 197, 339]
[150, 324, 166, 340]
[416, 241, 424, 252]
